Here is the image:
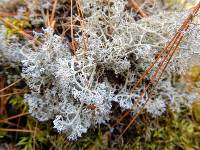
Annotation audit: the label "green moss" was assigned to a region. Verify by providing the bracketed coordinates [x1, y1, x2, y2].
[189, 66, 200, 82]
[164, 0, 195, 9]
[4, 17, 31, 38]
[192, 101, 200, 123]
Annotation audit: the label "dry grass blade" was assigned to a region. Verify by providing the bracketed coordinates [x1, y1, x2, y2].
[49, 0, 58, 28]
[0, 128, 35, 133]
[0, 79, 22, 93]
[0, 112, 29, 123]
[128, 0, 148, 17]
[70, 0, 76, 54]
[0, 90, 27, 98]
[0, 12, 16, 17]
[0, 92, 23, 98]
[0, 77, 6, 115]
[2, 120, 23, 128]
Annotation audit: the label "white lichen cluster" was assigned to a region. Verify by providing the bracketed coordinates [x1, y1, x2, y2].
[21, 28, 114, 140]
[1, 0, 199, 140]
[0, 25, 25, 64]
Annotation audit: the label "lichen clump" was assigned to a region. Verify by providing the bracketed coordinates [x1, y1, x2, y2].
[1, 0, 200, 140]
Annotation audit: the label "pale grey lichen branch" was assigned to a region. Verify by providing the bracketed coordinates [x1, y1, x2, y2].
[1, 0, 199, 140]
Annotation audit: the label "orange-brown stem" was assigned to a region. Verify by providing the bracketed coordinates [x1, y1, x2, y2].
[129, 0, 148, 17]
[0, 128, 35, 133]
[0, 112, 29, 123]
[49, 0, 58, 28]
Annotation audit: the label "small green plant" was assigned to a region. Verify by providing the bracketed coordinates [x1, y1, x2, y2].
[4, 18, 31, 37]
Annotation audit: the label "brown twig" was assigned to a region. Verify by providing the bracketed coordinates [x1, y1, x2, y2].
[49, 0, 58, 28]
[0, 128, 35, 133]
[128, 0, 148, 17]
[0, 77, 6, 115]
[0, 12, 16, 17]
[0, 112, 29, 123]
[2, 120, 23, 128]
[0, 91, 26, 98]
[0, 79, 22, 93]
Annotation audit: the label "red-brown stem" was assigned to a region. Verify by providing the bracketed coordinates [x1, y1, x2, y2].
[129, 0, 148, 17]
[0, 79, 22, 92]
[0, 128, 35, 133]
[70, 0, 76, 54]
[0, 112, 29, 123]
[50, 0, 58, 28]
